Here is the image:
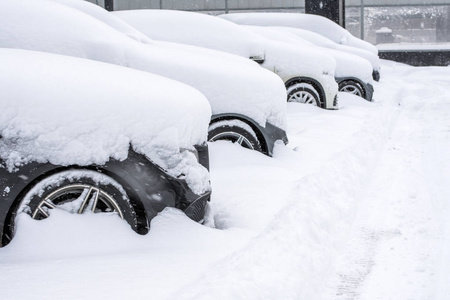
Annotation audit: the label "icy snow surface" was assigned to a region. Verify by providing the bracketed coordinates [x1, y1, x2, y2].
[1, 61, 450, 299]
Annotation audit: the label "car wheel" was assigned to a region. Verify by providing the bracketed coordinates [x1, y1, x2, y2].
[208, 119, 262, 152]
[339, 80, 364, 97]
[287, 82, 321, 106]
[20, 170, 137, 230]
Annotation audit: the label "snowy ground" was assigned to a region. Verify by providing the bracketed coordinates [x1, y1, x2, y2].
[1, 60, 449, 299]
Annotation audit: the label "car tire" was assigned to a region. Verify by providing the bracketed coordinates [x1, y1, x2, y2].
[208, 119, 262, 152]
[19, 169, 137, 230]
[287, 82, 321, 106]
[339, 80, 364, 98]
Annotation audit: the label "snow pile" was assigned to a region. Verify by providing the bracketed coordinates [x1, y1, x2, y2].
[219, 12, 379, 55]
[0, 0, 287, 130]
[0, 49, 211, 194]
[1, 61, 449, 299]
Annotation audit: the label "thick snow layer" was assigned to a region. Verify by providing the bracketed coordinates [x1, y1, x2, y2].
[220, 12, 379, 55]
[113, 9, 267, 59]
[2, 61, 450, 299]
[0, 49, 211, 194]
[274, 26, 381, 73]
[244, 25, 373, 83]
[50, 0, 153, 43]
[0, 0, 287, 129]
[113, 9, 338, 106]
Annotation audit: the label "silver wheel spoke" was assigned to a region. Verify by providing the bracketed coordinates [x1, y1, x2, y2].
[236, 135, 245, 145]
[90, 189, 100, 213]
[78, 187, 95, 214]
[38, 207, 49, 218]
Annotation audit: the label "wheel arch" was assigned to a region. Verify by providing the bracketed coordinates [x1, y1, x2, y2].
[337, 77, 367, 98]
[285, 77, 326, 108]
[0, 155, 151, 247]
[210, 114, 269, 155]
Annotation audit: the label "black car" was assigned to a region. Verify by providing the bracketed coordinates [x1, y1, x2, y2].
[0, 49, 212, 247]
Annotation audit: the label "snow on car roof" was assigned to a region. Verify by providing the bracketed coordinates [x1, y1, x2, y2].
[112, 9, 337, 96]
[245, 26, 372, 82]
[0, 49, 211, 194]
[219, 12, 379, 56]
[50, 0, 153, 44]
[113, 9, 267, 59]
[0, 0, 287, 130]
[261, 25, 381, 73]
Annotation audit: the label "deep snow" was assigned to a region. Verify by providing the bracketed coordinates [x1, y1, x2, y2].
[1, 60, 450, 299]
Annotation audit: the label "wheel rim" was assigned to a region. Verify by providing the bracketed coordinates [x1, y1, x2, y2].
[288, 91, 318, 105]
[31, 184, 124, 220]
[209, 131, 254, 150]
[340, 84, 362, 96]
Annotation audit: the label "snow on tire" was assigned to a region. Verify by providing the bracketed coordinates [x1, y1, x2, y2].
[208, 119, 262, 152]
[287, 82, 321, 107]
[18, 170, 137, 230]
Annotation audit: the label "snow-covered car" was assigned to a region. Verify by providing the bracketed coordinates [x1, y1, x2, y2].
[0, 0, 288, 156]
[219, 12, 381, 81]
[243, 25, 374, 101]
[113, 9, 339, 110]
[0, 49, 212, 247]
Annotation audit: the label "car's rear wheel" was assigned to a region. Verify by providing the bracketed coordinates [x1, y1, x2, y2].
[20, 170, 137, 229]
[339, 80, 364, 97]
[208, 119, 262, 152]
[287, 82, 321, 106]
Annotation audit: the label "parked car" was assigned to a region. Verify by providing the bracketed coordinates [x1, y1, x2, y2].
[219, 12, 381, 81]
[113, 9, 340, 110]
[0, 0, 288, 156]
[243, 25, 374, 101]
[0, 49, 212, 247]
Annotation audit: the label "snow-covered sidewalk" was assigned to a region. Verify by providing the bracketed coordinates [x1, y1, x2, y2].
[332, 63, 450, 300]
[1, 61, 449, 300]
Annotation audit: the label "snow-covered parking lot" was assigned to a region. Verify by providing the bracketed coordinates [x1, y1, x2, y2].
[1, 60, 450, 299]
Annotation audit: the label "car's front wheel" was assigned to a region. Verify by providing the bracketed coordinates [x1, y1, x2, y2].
[208, 119, 262, 152]
[20, 170, 137, 230]
[287, 82, 321, 106]
[338, 80, 364, 97]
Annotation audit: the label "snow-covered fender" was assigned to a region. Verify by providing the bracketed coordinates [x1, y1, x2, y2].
[0, 147, 211, 247]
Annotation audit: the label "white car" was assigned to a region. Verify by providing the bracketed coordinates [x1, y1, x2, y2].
[244, 25, 375, 101]
[0, 0, 288, 156]
[219, 12, 381, 81]
[0, 49, 212, 246]
[113, 9, 340, 110]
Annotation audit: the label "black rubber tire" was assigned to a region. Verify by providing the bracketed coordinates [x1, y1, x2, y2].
[208, 120, 262, 153]
[286, 82, 321, 107]
[338, 80, 365, 98]
[22, 170, 138, 231]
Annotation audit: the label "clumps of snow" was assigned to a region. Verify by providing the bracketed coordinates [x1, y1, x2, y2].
[0, 49, 211, 194]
